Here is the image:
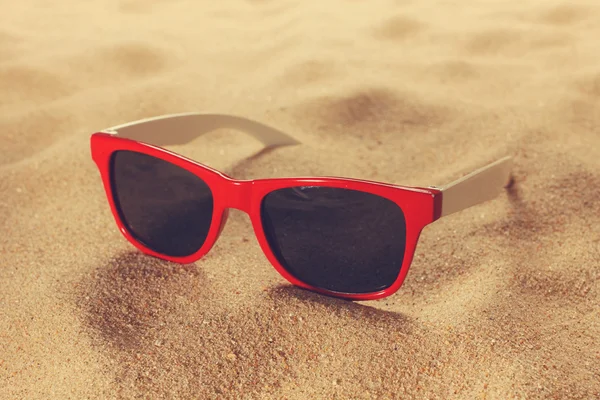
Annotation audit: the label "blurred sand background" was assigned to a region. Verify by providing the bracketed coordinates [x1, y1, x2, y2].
[1, 0, 599, 398]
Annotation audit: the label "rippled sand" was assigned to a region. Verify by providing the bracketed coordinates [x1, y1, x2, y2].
[1, 1, 599, 398]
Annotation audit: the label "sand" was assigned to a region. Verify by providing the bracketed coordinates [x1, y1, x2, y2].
[1, 0, 599, 398]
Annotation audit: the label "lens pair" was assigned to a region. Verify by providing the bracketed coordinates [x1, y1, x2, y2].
[111, 150, 407, 295]
[91, 113, 512, 300]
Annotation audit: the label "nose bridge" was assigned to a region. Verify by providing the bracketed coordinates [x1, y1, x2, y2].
[224, 179, 254, 213]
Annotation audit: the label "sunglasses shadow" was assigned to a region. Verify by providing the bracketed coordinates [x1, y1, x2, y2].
[264, 284, 413, 329]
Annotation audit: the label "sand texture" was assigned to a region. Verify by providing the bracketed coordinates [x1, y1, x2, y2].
[1, 0, 599, 398]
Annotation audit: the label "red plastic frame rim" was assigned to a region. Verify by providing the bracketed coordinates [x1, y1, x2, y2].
[91, 133, 442, 301]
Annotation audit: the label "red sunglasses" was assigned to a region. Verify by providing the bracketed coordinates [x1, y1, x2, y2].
[90, 112, 513, 301]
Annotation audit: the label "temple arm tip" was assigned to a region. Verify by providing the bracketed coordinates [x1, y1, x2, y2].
[262, 134, 302, 149]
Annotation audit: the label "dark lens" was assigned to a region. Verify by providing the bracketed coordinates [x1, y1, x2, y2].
[261, 186, 407, 294]
[111, 150, 214, 257]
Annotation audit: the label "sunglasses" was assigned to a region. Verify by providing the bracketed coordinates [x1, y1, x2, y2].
[90, 112, 513, 300]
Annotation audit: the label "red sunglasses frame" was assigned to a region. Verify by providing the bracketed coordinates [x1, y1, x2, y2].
[91, 113, 513, 301]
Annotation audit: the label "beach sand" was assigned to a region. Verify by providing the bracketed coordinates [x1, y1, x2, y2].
[1, 0, 599, 398]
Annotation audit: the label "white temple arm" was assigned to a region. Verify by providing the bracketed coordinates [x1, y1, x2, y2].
[103, 112, 300, 148]
[436, 156, 513, 217]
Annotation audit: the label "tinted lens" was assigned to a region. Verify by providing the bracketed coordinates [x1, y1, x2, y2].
[111, 150, 214, 257]
[261, 186, 407, 294]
